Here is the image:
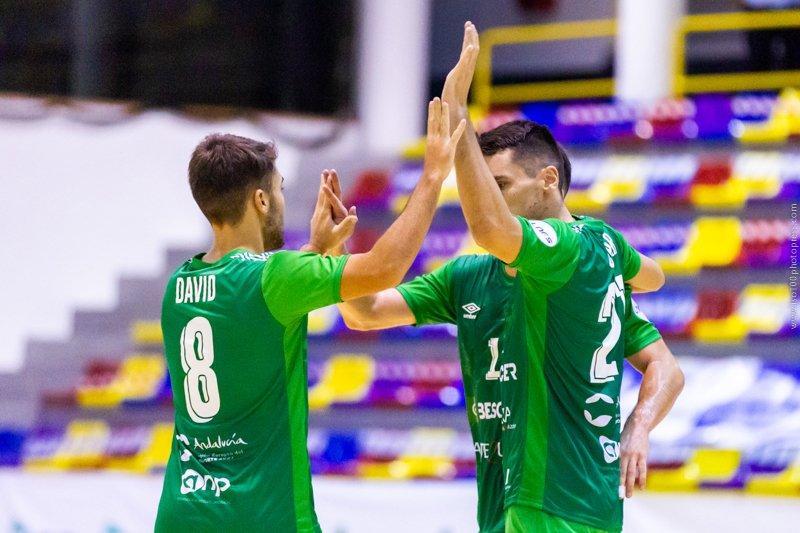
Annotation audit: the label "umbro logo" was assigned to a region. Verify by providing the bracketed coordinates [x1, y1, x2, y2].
[462, 303, 481, 319]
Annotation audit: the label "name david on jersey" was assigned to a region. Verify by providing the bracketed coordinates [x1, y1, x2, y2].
[175, 275, 216, 304]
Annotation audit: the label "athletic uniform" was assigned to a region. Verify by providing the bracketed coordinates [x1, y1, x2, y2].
[397, 243, 660, 532]
[155, 249, 348, 533]
[500, 215, 644, 533]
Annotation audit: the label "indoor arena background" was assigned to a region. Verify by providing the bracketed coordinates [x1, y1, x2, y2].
[1, 1, 799, 532]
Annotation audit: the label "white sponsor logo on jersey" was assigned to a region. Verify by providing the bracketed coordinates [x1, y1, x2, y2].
[180, 468, 231, 497]
[599, 436, 620, 464]
[529, 220, 558, 247]
[462, 302, 481, 319]
[583, 393, 615, 428]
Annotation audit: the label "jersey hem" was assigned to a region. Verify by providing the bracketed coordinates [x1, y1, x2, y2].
[395, 284, 426, 326]
[332, 254, 350, 302]
[624, 332, 662, 358]
[505, 500, 621, 533]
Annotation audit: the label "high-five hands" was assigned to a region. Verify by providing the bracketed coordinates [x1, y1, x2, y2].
[442, 21, 480, 122]
[304, 169, 358, 255]
[423, 97, 467, 183]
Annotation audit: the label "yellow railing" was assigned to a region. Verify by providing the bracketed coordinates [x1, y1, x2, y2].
[474, 10, 800, 108]
[473, 19, 616, 108]
[674, 9, 800, 95]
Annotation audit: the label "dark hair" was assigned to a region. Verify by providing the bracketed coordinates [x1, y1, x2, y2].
[478, 120, 572, 197]
[188, 133, 278, 225]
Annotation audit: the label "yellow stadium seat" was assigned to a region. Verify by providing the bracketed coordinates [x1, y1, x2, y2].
[390, 428, 457, 480]
[564, 189, 609, 212]
[689, 180, 748, 209]
[690, 217, 743, 268]
[738, 114, 790, 144]
[647, 463, 700, 492]
[740, 88, 800, 144]
[731, 152, 782, 201]
[116, 354, 166, 402]
[51, 420, 111, 470]
[357, 461, 394, 479]
[599, 156, 647, 203]
[691, 316, 748, 343]
[656, 217, 741, 275]
[746, 458, 800, 496]
[739, 284, 791, 335]
[135, 423, 175, 472]
[308, 305, 340, 336]
[131, 320, 163, 345]
[648, 449, 741, 492]
[77, 369, 124, 409]
[308, 354, 375, 410]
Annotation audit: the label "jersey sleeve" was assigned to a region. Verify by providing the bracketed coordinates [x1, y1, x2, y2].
[508, 216, 580, 290]
[609, 227, 641, 281]
[623, 287, 662, 357]
[261, 250, 350, 326]
[396, 261, 457, 325]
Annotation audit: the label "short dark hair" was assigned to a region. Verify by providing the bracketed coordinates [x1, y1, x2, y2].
[478, 120, 571, 197]
[188, 133, 278, 225]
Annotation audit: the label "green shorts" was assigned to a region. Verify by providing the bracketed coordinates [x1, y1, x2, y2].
[504, 505, 615, 533]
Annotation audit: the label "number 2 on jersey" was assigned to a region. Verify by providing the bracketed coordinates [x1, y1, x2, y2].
[180, 316, 221, 423]
[590, 275, 624, 384]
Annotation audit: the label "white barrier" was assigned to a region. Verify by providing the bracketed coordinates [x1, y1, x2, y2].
[0, 471, 798, 532]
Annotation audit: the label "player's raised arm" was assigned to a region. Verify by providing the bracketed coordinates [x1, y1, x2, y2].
[442, 21, 522, 265]
[338, 98, 466, 301]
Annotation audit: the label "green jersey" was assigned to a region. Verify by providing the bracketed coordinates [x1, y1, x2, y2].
[156, 248, 348, 533]
[397, 248, 659, 533]
[501, 215, 643, 532]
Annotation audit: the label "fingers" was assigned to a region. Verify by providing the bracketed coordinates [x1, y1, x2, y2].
[427, 99, 436, 139]
[619, 455, 629, 498]
[329, 169, 342, 198]
[625, 456, 637, 498]
[323, 184, 348, 218]
[315, 171, 328, 210]
[441, 100, 451, 137]
[451, 118, 467, 145]
[637, 456, 647, 490]
[333, 214, 358, 241]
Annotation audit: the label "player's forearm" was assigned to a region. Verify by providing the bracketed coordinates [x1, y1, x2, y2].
[626, 356, 684, 433]
[453, 117, 518, 252]
[338, 295, 379, 330]
[628, 254, 666, 294]
[353, 175, 442, 292]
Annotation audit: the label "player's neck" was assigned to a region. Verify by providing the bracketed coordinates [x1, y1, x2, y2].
[204, 222, 265, 263]
[555, 203, 573, 222]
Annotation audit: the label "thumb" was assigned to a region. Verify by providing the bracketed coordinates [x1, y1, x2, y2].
[451, 118, 467, 145]
[334, 214, 358, 238]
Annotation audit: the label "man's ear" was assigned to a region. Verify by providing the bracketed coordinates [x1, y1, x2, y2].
[254, 188, 270, 215]
[541, 165, 560, 192]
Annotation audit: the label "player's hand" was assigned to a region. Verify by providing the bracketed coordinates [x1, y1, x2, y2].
[619, 421, 649, 498]
[442, 21, 479, 121]
[322, 169, 355, 256]
[422, 97, 466, 183]
[304, 170, 357, 255]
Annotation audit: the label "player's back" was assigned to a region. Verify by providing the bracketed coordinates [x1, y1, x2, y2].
[156, 248, 347, 533]
[501, 215, 641, 532]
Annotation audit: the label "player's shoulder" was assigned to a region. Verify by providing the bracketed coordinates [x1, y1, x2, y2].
[448, 253, 496, 274]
